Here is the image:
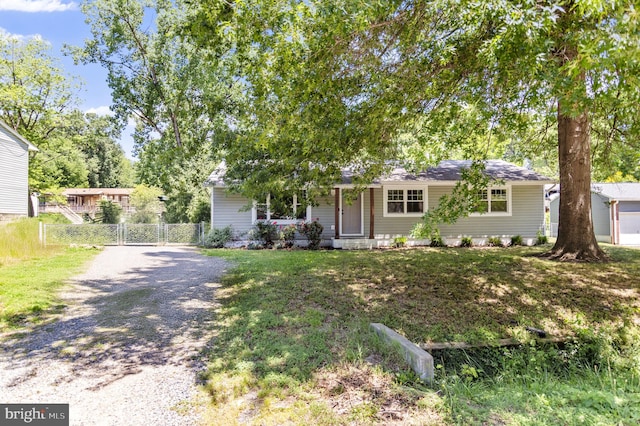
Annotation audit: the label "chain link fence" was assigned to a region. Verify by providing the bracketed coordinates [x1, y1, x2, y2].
[43, 223, 204, 246]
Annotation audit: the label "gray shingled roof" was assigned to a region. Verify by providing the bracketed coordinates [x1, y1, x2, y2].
[206, 160, 552, 187]
[592, 183, 640, 201]
[344, 160, 551, 185]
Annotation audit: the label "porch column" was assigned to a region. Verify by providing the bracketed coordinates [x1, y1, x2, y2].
[334, 188, 340, 239]
[369, 188, 375, 239]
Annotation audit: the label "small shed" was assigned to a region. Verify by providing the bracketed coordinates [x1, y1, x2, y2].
[0, 119, 38, 220]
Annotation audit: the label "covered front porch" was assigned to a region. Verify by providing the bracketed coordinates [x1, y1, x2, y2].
[331, 187, 429, 249]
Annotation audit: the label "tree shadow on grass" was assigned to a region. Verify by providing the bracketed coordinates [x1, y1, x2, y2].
[203, 246, 640, 387]
[1, 247, 229, 390]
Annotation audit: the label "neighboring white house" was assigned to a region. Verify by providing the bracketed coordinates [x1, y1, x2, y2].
[550, 182, 640, 246]
[0, 119, 38, 221]
[206, 160, 553, 248]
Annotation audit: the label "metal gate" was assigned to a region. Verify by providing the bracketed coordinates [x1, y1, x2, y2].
[43, 223, 204, 246]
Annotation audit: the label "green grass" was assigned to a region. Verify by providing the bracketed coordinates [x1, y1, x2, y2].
[0, 215, 100, 331]
[0, 214, 69, 266]
[201, 246, 640, 425]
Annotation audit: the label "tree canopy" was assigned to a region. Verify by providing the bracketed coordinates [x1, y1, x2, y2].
[186, 0, 640, 260]
[75, 0, 242, 222]
[0, 32, 134, 194]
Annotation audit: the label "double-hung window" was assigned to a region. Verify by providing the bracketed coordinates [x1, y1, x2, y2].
[471, 187, 511, 215]
[253, 193, 310, 223]
[384, 187, 426, 217]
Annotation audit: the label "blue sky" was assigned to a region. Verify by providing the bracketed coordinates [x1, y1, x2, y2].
[0, 0, 136, 158]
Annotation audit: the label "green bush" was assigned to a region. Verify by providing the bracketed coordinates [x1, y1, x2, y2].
[429, 229, 445, 247]
[250, 221, 278, 248]
[279, 224, 297, 249]
[298, 219, 324, 250]
[487, 236, 504, 247]
[536, 230, 549, 245]
[510, 235, 523, 246]
[393, 236, 408, 248]
[204, 226, 234, 248]
[460, 236, 473, 247]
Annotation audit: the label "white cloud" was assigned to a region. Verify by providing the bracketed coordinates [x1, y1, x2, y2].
[0, 0, 78, 12]
[85, 106, 114, 116]
[0, 27, 47, 44]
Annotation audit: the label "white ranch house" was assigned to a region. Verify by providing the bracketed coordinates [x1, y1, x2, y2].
[206, 160, 553, 248]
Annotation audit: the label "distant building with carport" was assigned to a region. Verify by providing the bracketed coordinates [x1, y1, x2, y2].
[549, 182, 640, 246]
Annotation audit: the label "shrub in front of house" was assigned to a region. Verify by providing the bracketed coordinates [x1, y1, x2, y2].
[250, 221, 278, 248]
[536, 230, 549, 245]
[298, 219, 324, 250]
[510, 235, 523, 246]
[429, 229, 445, 247]
[460, 236, 473, 247]
[204, 225, 234, 248]
[393, 236, 408, 248]
[279, 224, 297, 249]
[487, 236, 504, 247]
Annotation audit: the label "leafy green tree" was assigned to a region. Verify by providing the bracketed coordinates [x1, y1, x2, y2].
[0, 33, 77, 142]
[63, 111, 135, 188]
[96, 200, 122, 224]
[0, 32, 87, 192]
[75, 0, 239, 222]
[196, 0, 640, 261]
[129, 184, 163, 223]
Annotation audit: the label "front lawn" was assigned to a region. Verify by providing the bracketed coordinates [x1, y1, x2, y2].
[202, 246, 640, 425]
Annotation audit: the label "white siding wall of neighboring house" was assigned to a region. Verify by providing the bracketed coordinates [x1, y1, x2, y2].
[0, 128, 29, 216]
[591, 193, 612, 243]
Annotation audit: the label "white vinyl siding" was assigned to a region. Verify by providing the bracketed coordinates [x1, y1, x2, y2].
[436, 185, 543, 237]
[210, 189, 254, 236]
[211, 189, 336, 240]
[0, 128, 30, 216]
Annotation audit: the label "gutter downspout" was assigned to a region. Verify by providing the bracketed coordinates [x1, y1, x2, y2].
[210, 186, 215, 230]
[610, 200, 618, 245]
[334, 188, 340, 240]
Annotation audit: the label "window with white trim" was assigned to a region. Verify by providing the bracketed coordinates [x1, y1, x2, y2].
[384, 187, 426, 217]
[253, 193, 310, 223]
[471, 187, 511, 215]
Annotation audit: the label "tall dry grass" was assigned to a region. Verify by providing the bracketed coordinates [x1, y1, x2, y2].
[0, 215, 68, 266]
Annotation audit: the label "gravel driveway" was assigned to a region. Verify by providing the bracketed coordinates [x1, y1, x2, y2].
[0, 246, 229, 425]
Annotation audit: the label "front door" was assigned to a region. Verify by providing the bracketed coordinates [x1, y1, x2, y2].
[342, 193, 363, 236]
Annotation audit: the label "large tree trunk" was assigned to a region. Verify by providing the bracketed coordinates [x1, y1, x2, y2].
[545, 102, 608, 261]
